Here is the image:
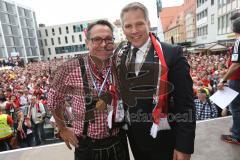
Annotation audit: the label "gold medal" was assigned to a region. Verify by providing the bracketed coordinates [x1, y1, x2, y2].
[95, 99, 107, 111]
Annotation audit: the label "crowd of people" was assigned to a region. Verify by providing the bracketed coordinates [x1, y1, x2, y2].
[187, 53, 230, 119]
[0, 58, 65, 151]
[0, 2, 238, 160]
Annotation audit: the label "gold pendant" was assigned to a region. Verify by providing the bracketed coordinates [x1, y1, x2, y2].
[95, 99, 106, 111]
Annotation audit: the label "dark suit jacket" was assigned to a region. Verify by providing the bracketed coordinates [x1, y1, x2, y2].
[118, 40, 196, 160]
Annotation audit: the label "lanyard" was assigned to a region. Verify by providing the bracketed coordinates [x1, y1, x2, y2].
[88, 63, 112, 97]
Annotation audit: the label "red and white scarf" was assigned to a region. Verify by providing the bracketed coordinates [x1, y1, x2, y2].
[149, 33, 171, 138]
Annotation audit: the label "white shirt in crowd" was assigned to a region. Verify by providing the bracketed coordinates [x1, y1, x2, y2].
[29, 102, 46, 124]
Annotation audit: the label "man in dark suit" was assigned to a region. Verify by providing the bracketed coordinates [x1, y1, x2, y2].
[117, 2, 196, 160]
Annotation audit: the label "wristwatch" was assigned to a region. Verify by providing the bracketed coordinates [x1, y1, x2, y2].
[219, 79, 227, 84]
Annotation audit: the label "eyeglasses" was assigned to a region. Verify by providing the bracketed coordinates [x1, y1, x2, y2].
[90, 37, 115, 45]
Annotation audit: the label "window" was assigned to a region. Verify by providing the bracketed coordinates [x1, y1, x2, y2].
[222, 16, 225, 30]
[45, 29, 48, 36]
[218, 18, 221, 34]
[197, 25, 208, 36]
[6, 2, 15, 14]
[211, 14, 214, 24]
[226, 13, 230, 29]
[24, 38, 30, 46]
[59, 27, 62, 34]
[73, 25, 76, 32]
[51, 38, 54, 45]
[65, 36, 68, 43]
[58, 37, 61, 44]
[5, 36, 14, 46]
[2, 24, 12, 35]
[38, 30, 42, 38]
[1, 2, 7, 12]
[40, 40, 43, 47]
[44, 39, 47, 46]
[29, 39, 35, 46]
[79, 34, 82, 42]
[66, 26, 69, 34]
[9, 15, 17, 25]
[211, 0, 214, 5]
[48, 48, 51, 55]
[52, 28, 55, 36]
[0, 13, 10, 24]
[72, 35, 75, 43]
[28, 29, 34, 37]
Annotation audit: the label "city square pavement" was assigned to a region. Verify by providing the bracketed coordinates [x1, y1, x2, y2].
[0, 116, 239, 160]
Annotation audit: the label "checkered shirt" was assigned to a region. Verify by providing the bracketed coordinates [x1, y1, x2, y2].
[194, 99, 218, 120]
[47, 55, 119, 139]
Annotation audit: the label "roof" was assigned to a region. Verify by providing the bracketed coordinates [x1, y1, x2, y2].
[160, 6, 183, 32]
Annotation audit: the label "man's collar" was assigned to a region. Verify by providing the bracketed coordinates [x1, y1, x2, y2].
[131, 37, 151, 53]
[88, 55, 111, 71]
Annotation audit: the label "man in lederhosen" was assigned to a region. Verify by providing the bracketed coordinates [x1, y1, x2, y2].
[48, 20, 129, 160]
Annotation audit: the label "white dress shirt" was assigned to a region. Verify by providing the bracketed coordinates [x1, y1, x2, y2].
[131, 38, 151, 76]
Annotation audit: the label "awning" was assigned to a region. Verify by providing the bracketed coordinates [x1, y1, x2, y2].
[195, 43, 228, 52]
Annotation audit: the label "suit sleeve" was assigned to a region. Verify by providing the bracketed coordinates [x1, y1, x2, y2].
[168, 46, 196, 154]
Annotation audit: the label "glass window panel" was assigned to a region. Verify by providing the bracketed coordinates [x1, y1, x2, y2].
[44, 39, 47, 46]
[24, 9, 31, 18]
[17, 7, 24, 17]
[22, 28, 28, 37]
[58, 37, 61, 44]
[0, 13, 10, 24]
[29, 38, 36, 46]
[28, 29, 35, 37]
[0, 48, 6, 58]
[2, 24, 12, 35]
[0, 36, 3, 46]
[26, 19, 33, 28]
[6, 3, 15, 14]
[51, 38, 54, 45]
[9, 15, 17, 25]
[72, 35, 75, 43]
[20, 18, 27, 27]
[16, 47, 23, 56]
[0, 2, 7, 12]
[7, 47, 17, 56]
[11, 26, 20, 36]
[31, 47, 37, 56]
[14, 37, 21, 46]
[24, 38, 30, 46]
[26, 47, 32, 56]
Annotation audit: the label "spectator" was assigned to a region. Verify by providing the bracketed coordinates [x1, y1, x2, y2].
[195, 88, 218, 120]
[0, 107, 13, 151]
[28, 96, 46, 145]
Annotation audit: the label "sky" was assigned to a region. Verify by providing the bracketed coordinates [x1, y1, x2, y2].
[12, 0, 184, 26]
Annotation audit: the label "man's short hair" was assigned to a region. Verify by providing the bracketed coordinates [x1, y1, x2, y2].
[232, 17, 240, 34]
[230, 12, 240, 21]
[120, 2, 149, 25]
[86, 20, 113, 40]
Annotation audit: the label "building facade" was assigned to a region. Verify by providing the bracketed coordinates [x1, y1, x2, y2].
[0, 0, 40, 62]
[38, 20, 93, 60]
[184, 0, 197, 43]
[38, 19, 124, 59]
[196, 0, 218, 44]
[217, 0, 240, 46]
[160, 0, 196, 45]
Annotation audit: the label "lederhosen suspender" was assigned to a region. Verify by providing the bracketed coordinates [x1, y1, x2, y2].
[78, 56, 96, 137]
